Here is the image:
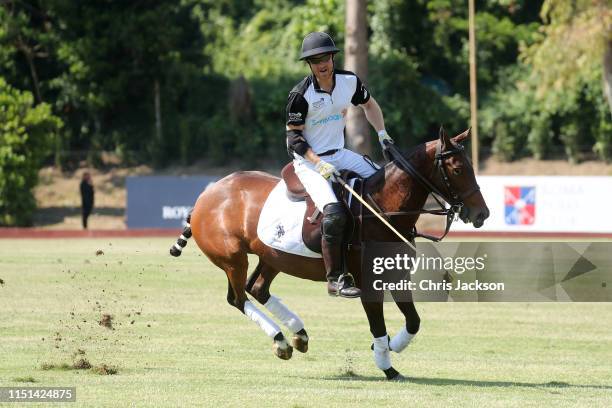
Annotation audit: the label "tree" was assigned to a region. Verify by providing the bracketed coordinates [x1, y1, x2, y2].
[524, 0, 611, 113]
[0, 78, 62, 225]
[0, 1, 58, 105]
[521, 0, 612, 161]
[344, 0, 371, 155]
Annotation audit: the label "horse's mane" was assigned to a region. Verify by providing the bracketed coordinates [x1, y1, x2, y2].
[382, 138, 436, 172]
[403, 139, 436, 159]
[364, 139, 434, 193]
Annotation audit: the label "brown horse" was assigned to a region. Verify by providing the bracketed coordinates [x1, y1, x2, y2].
[171, 127, 489, 380]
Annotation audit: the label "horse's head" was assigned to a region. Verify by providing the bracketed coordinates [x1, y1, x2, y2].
[435, 127, 490, 228]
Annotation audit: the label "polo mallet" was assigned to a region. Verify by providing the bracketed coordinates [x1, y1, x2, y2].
[333, 176, 417, 252]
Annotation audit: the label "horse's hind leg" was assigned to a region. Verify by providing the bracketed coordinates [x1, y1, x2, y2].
[389, 292, 420, 353]
[247, 260, 309, 353]
[215, 252, 293, 360]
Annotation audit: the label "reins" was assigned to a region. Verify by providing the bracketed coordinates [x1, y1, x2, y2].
[363, 140, 476, 242]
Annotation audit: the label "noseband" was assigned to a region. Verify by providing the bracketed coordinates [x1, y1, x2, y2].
[381, 141, 480, 242]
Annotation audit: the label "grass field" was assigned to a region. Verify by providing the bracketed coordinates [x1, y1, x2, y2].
[1, 238, 611, 407]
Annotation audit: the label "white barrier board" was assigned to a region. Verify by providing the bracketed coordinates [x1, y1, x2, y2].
[451, 176, 612, 233]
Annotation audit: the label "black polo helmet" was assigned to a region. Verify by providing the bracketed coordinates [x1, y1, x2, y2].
[299, 32, 340, 60]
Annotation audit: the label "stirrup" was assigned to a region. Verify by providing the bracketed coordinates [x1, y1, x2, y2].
[335, 273, 356, 295]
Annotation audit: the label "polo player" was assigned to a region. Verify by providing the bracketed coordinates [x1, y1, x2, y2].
[285, 32, 394, 298]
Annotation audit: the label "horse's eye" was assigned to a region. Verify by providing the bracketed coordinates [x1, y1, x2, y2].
[452, 168, 463, 176]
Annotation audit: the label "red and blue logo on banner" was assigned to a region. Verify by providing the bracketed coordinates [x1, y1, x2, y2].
[504, 186, 535, 225]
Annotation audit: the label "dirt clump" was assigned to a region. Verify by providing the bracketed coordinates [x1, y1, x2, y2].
[91, 364, 118, 375]
[99, 314, 113, 329]
[72, 358, 92, 370]
[95, 249, 104, 256]
[41, 354, 96, 372]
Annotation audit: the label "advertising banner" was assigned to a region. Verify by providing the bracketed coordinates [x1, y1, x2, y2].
[451, 176, 612, 233]
[126, 176, 217, 228]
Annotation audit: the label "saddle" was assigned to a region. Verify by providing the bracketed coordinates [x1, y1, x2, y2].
[281, 162, 358, 253]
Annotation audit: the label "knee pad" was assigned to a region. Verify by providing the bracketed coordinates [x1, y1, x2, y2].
[322, 203, 347, 243]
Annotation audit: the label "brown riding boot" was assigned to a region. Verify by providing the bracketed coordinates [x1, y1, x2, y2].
[322, 239, 361, 298]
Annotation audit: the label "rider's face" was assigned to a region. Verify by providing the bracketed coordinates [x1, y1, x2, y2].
[308, 53, 334, 82]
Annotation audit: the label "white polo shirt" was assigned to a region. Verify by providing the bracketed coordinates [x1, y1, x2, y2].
[286, 69, 370, 155]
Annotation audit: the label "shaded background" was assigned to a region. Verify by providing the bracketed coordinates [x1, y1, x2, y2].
[1, 0, 610, 226]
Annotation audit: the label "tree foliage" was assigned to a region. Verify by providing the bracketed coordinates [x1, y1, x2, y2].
[524, 0, 610, 104]
[481, 0, 612, 162]
[0, 78, 62, 225]
[0, 0, 611, 226]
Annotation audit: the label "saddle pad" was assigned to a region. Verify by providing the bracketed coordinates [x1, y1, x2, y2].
[257, 180, 322, 258]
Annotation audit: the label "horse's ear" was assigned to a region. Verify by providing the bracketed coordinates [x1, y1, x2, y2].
[439, 125, 452, 150]
[453, 128, 471, 144]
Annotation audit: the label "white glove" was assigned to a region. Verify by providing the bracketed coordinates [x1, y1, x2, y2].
[315, 160, 339, 180]
[378, 129, 394, 148]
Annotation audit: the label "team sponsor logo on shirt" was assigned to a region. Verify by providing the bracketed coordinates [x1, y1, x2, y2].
[310, 113, 343, 127]
[288, 112, 302, 122]
[312, 98, 325, 110]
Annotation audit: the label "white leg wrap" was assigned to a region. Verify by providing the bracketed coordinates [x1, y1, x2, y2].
[243, 301, 281, 338]
[264, 295, 304, 333]
[372, 335, 392, 370]
[389, 327, 415, 353]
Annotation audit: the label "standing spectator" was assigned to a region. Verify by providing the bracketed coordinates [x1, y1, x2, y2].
[80, 172, 94, 229]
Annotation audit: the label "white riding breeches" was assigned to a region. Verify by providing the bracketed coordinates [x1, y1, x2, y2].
[293, 149, 379, 212]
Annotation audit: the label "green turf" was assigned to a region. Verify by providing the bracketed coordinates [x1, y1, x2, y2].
[1, 238, 611, 407]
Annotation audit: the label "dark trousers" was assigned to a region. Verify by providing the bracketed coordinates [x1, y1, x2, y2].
[82, 206, 92, 229]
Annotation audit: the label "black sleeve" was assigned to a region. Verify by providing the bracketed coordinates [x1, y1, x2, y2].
[286, 92, 308, 126]
[286, 128, 309, 158]
[351, 76, 371, 106]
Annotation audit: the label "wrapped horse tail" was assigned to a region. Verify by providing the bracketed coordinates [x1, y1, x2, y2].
[169, 213, 192, 257]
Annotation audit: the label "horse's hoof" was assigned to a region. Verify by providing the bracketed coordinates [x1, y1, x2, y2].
[383, 367, 406, 381]
[389, 373, 407, 382]
[273, 338, 293, 360]
[292, 333, 309, 353]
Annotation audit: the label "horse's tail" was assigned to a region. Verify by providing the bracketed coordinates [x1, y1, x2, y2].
[169, 213, 192, 257]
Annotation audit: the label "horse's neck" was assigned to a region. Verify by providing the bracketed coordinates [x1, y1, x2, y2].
[369, 144, 436, 213]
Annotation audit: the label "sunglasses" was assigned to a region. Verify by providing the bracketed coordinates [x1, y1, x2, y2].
[307, 54, 333, 64]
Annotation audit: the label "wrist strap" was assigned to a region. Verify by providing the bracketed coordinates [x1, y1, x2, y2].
[377, 129, 388, 137]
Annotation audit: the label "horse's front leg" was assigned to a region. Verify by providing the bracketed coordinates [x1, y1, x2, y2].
[360, 300, 404, 381]
[389, 292, 420, 353]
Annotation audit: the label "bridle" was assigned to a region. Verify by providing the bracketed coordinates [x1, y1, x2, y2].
[431, 141, 481, 205]
[371, 140, 480, 242]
